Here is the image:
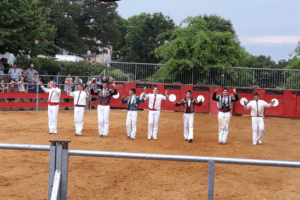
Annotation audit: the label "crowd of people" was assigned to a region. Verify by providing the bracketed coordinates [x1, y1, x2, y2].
[0, 59, 97, 110]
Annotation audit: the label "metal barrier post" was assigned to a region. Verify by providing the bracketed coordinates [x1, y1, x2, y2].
[207, 161, 215, 200]
[48, 142, 57, 199]
[36, 75, 39, 111]
[55, 142, 63, 200]
[48, 140, 71, 200]
[61, 142, 70, 200]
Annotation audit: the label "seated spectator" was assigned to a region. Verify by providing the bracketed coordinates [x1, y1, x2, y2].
[18, 77, 27, 110]
[0, 79, 8, 105]
[0, 60, 4, 78]
[64, 74, 73, 110]
[8, 63, 22, 82]
[8, 79, 18, 111]
[25, 64, 38, 83]
[28, 78, 37, 110]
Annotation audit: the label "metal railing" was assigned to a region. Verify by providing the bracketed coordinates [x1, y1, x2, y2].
[1, 141, 300, 200]
[108, 62, 300, 90]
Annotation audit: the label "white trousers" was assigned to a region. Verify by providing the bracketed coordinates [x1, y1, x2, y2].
[126, 111, 138, 139]
[97, 105, 110, 136]
[148, 110, 161, 139]
[251, 117, 265, 144]
[48, 105, 59, 134]
[218, 111, 231, 143]
[183, 113, 194, 140]
[74, 107, 85, 135]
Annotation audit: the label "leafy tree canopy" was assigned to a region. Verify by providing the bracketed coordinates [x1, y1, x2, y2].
[114, 12, 176, 63]
[41, 0, 119, 54]
[155, 16, 246, 71]
[0, 0, 55, 56]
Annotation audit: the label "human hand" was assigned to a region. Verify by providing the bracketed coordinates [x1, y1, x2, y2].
[214, 87, 218, 92]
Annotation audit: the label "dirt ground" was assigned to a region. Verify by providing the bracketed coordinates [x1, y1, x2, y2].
[0, 109, 300, 200]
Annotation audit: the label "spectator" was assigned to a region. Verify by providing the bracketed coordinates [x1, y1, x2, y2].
[7, 79, 18, 111]
[24, 64, 39, 83]
[64, 74, 73, 110]
[41, 72, 50, 87]
[0, 79, 7, 108]
[53, 72, 62, 88]
[2, 58, 10, 74]
[0, 60, 4, 78]
[28, 78, 37, 110]
[8, 63, 22, 82]
[18, 77, 27, 110]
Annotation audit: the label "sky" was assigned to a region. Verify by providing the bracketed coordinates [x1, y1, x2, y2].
[117, 0, 300, 62]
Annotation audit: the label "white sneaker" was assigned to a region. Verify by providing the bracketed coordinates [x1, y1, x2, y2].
[258, 139, 262, 144]
[253, 142, 257, 146]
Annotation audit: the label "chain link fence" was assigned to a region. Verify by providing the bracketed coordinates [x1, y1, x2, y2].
[108, 62, 300, 90]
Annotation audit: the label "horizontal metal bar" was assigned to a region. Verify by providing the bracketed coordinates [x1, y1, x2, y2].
[68, 150, 300, 168]
[0, 143, 50, 151]
[110, 62, 164, 66]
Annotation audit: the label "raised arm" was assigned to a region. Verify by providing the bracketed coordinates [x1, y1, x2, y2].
[121, 95, 128, 104]
[110, 81, 118, 95]
[212, 87, 219, 101]
[244, 101, 251, 110]
[39, 81, 50, 93]
[174, 99, 184, 106]
[137, 96, 145, 103]
[231, 88, 239, 102]
[194, 99, 203, 106]
[67, 84, 74, 97]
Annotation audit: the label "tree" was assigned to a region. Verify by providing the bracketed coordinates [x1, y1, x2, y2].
[116, 12, 176, 63]
[200, 14, 235, 34]
[155, 16, 246, 68]
[112, 15, 129, 61]
[41, 0, 119, 54]
[0, 0, 56, 56]
[286, 41, 300, 69]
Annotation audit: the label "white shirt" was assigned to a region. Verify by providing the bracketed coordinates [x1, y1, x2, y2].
[18, 81, 25, 92]
[68, 90, 87, 106]
[145, 93, 166, 110]
[41, 86, 61, 103]
[8, 68, 22, 80]
[245, 100, 271, 117]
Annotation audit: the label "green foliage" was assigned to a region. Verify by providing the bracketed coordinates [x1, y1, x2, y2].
[114, 12, 176, 63]
[200, 14, 235, 34]
[0, 0, 56, 56]
[286, 42, 300, 70]
[60, 61, 106, 76]
[41, 0, 119, 54]
[15, 56, 61, 75]
[153, 16, 247, 84]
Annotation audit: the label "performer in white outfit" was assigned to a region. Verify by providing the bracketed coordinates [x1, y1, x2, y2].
[212, 87, 239, 144]
[142, 85, 168, 140]
[243, 93, 275, 145]
[67, 83, 89, 136]
[39, 80, 61, 134]
[174, 90, 202, 143]
[121, 88, 144, 140]
[90, 77, 117, 138]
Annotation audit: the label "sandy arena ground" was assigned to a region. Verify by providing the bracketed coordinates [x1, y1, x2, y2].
[0, 109, 300, 200]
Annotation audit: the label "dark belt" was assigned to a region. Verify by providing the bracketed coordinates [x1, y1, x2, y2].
[75, 105, 85, 107]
